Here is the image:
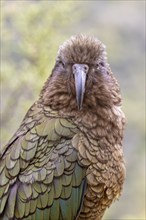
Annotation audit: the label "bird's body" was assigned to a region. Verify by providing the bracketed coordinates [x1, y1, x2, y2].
[0, 35, 126, 220]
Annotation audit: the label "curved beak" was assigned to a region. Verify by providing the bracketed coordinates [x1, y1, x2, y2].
[72, 64, 89, 110]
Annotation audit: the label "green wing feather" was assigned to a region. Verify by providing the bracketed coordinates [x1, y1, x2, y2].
[0, 104, 86, 220]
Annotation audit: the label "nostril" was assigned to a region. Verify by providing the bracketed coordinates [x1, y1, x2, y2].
[73, 64, 77, 73]
[73, 65, 76, 71]
[83, 64, 89, 73]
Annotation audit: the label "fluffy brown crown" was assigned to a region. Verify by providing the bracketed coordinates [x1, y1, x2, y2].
[57, 35, 107, 65]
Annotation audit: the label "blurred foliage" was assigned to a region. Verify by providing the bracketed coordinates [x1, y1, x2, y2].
[0, 1, 145, 219]
[1, 0, 80, 145]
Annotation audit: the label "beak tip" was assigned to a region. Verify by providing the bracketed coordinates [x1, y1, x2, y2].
[77, 105, 82, 111]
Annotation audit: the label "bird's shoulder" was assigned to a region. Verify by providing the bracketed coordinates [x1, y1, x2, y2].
[0, 102, 87, 219]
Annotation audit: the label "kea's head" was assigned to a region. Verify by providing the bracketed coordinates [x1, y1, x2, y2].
[41, 35, 121, 113]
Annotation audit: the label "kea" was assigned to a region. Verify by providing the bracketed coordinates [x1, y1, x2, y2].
[0, 35, 126, 220]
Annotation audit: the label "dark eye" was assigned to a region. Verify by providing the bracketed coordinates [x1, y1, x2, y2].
[96, 62, 105, 70]
[96, 63, 100, 70]
[58, 60, 65, 68]
[99, 62, 104, 67]
[96, 62, 108, 75]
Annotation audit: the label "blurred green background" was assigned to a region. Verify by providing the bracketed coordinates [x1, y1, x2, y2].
[0, 1, 145, 219]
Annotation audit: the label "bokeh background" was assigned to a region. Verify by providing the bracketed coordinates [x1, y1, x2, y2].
[0, 1, 145, 219]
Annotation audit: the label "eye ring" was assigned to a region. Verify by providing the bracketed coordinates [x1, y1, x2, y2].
[96, 62, 105, 70]
[58, 60, 65, 68]
[99, 62, 104, 67]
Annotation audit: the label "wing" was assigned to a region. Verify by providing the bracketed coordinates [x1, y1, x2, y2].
[0, 103, 86, 220]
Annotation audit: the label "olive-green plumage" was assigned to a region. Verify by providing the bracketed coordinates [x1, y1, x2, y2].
[0, 35, 126, 220]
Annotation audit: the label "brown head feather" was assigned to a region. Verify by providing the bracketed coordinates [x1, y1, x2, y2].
[57, 35, 106, 65]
